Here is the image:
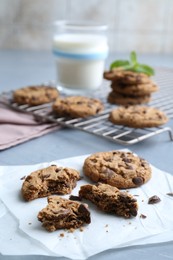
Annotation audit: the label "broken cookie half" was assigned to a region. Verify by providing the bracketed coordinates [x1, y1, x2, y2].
[79, 183, 138, 218]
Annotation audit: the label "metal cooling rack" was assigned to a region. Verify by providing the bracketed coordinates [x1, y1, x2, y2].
[0, 68, 173, 145]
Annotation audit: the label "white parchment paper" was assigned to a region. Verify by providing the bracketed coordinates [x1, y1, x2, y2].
[0, 152, 173, 259]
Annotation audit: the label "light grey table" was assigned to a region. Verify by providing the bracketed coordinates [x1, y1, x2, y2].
[0, 50, 173, 260]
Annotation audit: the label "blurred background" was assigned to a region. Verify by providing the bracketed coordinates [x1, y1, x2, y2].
[0, 0, 173, 54]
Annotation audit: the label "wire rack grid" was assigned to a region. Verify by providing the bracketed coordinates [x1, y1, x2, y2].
[0, 68, 173, 145]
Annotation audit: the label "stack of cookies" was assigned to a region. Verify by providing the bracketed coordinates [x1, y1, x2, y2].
[104, 69, 158, 105]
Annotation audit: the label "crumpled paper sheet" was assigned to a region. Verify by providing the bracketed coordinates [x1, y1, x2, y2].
[0, 153, 173, 259]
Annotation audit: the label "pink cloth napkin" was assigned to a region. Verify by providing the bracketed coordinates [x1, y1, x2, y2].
[0, 103, 60, 150]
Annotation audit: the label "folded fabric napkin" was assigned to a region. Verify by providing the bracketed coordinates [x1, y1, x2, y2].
[0, 103, 60, 150]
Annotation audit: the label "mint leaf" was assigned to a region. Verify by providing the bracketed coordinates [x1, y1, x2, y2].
[109, 51, 155, 76]
[132, 64, 155, 76]
[110, 60, 130, 70]
[130, 51, 138, 65]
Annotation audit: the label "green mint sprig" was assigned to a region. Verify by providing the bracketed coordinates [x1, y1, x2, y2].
[110, 51, 155, 76]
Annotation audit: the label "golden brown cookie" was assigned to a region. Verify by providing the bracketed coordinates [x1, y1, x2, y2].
[104, 69, 151, 84]
[79, 183, 138, 218]
[37, 196, 91, 231]
[52, 96, 104, 118]
[109, 105, 168, 128]
[21, 165, 80, 201]
[83, 151, 152, 189]
[107, 91, 151, 105]
[111, 82, 158, 97]
[13, 85, 59, 105]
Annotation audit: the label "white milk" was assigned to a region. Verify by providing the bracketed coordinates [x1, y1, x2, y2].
[53, 33, 109, 92]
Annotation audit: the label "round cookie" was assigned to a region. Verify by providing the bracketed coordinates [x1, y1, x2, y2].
[107, 91, 151, 105]
[109, 105, 168, 128]
[13, 85, 59, 105]
[111, 82, 158, 96]
[52, 96, 104, 118]
[83, 150, 152, 189]
[104, 69, 151, 84]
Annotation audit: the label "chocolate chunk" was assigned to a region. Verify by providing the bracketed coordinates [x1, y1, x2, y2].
[20, 176, 26, 180]
[69, 195, 82, 201]
[140, 214, 147, 219]
[78, 204, 90, 215]
[122, 157, 131, 163]
[167, 192, 173, 197]
[129, 208, 138, 217]
[132, 177, 144, 186]
[148, 195, 161, 204]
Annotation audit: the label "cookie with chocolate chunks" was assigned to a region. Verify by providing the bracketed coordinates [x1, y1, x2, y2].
[79, 183, 138, 218]
[83, 150, 152, 189]
[107, 91, 151, 105]
[52, 96, 104, 118]
[109, 105, 168, 128]
[104, 69, 151, 84]
[13, 85, 59, 105]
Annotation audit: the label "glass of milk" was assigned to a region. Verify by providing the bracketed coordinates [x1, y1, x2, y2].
[52, 20, 109, 94]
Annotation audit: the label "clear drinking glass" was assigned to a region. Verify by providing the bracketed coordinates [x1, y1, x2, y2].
[52, 20, 109, 94]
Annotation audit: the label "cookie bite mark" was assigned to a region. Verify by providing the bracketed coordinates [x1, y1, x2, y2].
[79, 183, 138, 218]
[83, 151, 152, 189]
[37, 196, 91, 231]
[21, 165, 80, 201]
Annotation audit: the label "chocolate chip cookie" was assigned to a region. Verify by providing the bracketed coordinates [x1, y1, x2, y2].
[79, 183, 138, 218]
[52, 96, 104, 118]
[13, 85, 59, 105]
[104, 69, 151, 84]
[83, 151, 152, 189]
[37, 196, 91, 231]
[109, 105, 168, 128]
[21, 165, 80, 201]
[108, 91, 151, 105]
[111, 82, 158, 96]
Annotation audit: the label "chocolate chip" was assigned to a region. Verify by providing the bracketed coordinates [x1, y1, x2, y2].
[69, 195, 82, 201]
[55, 168, 61, 173]
[167, 192, 173, 197]
[122, 157, 131, 163]
[148, 195, 161, 204]
[140, 214, 147, 219]
[20, 175, 26, 180]
[130, 208, 138, 217]
[78, 204, 90, 215]
[43, 174, 50, 179]
[125, 163, 133, 170]
[132, 177, 144, 186]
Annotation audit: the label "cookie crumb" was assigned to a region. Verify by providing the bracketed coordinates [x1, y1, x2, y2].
[148, 195, 161, 204]
[67, 228, 75, 233]
[140, 214, 147, 219]
[80, 227, 84, 232]
[105, 224, 108, 228]
[59, 233, 64, 237]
